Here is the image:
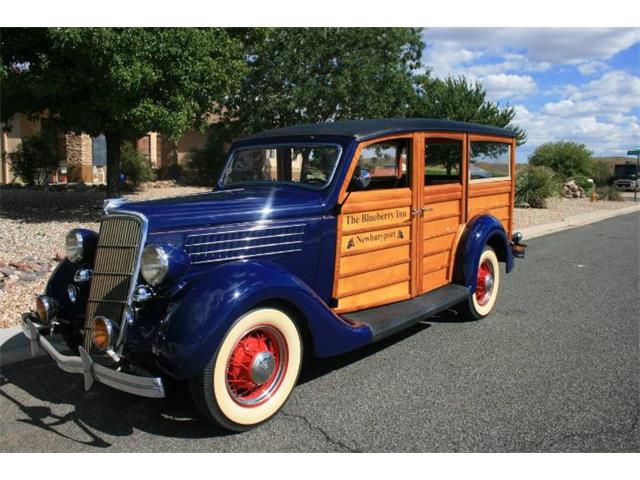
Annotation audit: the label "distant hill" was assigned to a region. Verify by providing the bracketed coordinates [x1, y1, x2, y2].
[593, 156, 635, 166]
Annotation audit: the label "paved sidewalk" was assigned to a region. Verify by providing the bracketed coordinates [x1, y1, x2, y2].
[520, 203, 640, 240]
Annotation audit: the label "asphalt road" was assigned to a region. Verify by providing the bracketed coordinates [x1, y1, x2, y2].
[1, 213, 638, 452]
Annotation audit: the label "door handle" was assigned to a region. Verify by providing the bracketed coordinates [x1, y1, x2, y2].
[412, 207, 434, 217]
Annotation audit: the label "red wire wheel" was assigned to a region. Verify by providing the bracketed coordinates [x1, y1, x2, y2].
[225, 325, 288, 407]
[189, 308, 303, 431]
[475, 259, 495, 306]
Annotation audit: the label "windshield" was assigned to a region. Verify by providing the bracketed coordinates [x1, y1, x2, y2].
[220, 144, 341, 189]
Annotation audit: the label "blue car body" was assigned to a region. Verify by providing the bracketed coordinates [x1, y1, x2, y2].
[44, 119, 521, 382]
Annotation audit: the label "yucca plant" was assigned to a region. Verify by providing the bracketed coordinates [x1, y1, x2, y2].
[515, 166, 561, 208]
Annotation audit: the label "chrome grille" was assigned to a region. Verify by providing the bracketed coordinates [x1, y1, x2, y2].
[185, 223, 306, 264]
[83, 214, 145, 355]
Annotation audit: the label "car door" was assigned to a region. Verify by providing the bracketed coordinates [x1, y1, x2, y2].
[333, 134, 423, 313]
[419, 132, 467, 294]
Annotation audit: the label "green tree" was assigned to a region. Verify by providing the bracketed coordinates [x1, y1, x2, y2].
[227, 27, 424, 134]
[588, 160, 613, 186]
[187, 27, 424, 183]
[1, 28, 245, 196]
[529, 141, 593, 179]
[412, 76, 526, 144]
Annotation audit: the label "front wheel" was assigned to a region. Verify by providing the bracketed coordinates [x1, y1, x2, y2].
[189, 308, 303, 432]
[459, 246, 501, 320]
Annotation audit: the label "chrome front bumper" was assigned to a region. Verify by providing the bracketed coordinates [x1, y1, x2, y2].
[21, 313, 165, 399]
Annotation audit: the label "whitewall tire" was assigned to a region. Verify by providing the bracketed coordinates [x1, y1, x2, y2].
[190, 308, 302, 431]
[460, 246, 501, 320]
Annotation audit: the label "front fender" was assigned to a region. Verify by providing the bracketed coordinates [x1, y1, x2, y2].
[456, 214, 514, 292]
[154, 261, 371, 379]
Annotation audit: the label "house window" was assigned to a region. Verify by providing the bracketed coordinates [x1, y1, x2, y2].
[92, 135, 106, 166]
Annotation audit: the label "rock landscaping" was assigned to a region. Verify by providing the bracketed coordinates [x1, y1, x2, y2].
[0, 184, 208, 328]
[562, 180, 588, 199]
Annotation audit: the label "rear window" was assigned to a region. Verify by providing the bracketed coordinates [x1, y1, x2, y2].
[469, 141, 511, 180]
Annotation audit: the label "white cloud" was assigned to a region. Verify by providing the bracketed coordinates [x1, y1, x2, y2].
[577, 60, 609, 76]
[420, 28, 640, 157]
[515, 70, 640, 157]
[423, 28, 640, 64]
[541, 71, 640, 117]
[482, 74, 537, 99]
[466, 53, 551, 77]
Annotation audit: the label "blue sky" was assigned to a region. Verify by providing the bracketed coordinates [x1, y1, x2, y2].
[421, 28, 640, 161]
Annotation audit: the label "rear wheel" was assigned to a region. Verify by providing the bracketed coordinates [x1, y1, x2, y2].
[189, 308, 302, 432]
[459, 246, 500, 320]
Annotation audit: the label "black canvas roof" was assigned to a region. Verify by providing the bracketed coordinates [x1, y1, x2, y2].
[240, 118, 517, 142]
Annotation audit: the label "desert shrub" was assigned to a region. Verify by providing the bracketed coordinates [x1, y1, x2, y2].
[8, 132, 61, 186]
[515, 166, 561, 208]
[157, 163, 183, 181]
[589, 160, 613, 187]
[120, 142, 154, 189]
[529, 141, 593, 179]
[596, 185, 623, 201]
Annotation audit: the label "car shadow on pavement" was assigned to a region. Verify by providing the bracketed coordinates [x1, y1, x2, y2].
[0, 308, 461, 449]
[0, 357, 231, 449]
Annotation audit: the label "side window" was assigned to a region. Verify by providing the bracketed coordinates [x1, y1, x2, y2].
[469, 141, 511, 180]
[425, 138, 463, 185]
[349, 139, 410, 190]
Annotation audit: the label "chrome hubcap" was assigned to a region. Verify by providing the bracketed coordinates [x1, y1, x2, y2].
[251, 351, 276, 385]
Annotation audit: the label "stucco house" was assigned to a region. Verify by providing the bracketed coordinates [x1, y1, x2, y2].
[0, 113, 209, 185]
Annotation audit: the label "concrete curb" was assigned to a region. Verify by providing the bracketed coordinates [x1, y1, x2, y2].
[0, 325, 45, 368]
[1, 204, 638, 368]
[519, 203, 640, 240]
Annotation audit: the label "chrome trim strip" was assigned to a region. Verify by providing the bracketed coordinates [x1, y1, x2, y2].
[21, 314, 165, 398]
[185, 223, 306, 244]
[189, 248, 303, 265]
[186, 231, 304, 247]
[188, 240, 303, 256]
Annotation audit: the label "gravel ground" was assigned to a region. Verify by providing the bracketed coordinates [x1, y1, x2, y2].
[0, 186, 629, 328]
[513, 197, 630, 230]
[0, 185, 208, 328]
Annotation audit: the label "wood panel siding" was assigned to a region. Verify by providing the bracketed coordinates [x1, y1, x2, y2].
[334, 186, 413, 313]
[467, 179, 513, 234]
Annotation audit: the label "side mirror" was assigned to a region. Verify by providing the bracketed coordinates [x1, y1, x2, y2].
[350, 169, 371, 190]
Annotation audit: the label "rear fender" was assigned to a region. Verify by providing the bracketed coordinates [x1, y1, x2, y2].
[155, 261, 371, 379]
[454, 214, 514, 292]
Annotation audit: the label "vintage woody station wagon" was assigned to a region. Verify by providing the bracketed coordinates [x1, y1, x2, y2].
[22, 119, 525, 431]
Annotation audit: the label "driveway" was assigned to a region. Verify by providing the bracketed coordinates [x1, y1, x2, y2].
[1, 213, 638, 452]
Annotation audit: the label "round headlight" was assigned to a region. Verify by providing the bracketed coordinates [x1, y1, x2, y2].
[92, 316, 113, 351]
[35, 295, 58, 324]
[141, 244, 169, 286]
[65, 230, 84, 263]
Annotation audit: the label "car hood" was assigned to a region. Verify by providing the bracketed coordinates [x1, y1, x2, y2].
[112, 186, 329, 232]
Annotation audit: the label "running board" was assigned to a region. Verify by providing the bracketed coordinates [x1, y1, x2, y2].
[342, 284, 470, 341]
